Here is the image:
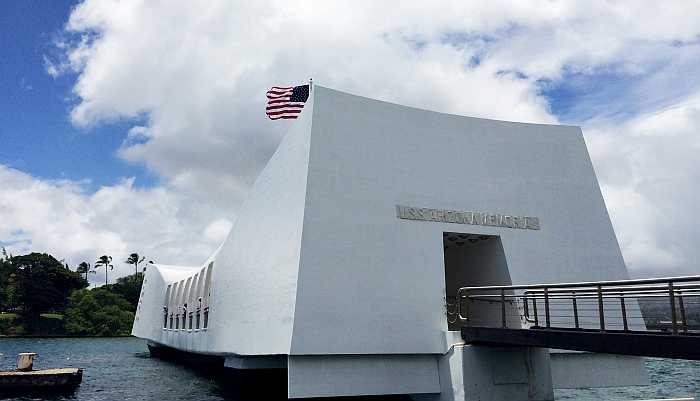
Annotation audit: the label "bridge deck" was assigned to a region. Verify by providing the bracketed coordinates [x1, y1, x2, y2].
[454, 275, 700, 360]
[461, 326, 700, 360]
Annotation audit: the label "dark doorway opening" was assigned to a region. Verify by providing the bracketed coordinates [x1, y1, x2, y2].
[443, 232, 517, 331]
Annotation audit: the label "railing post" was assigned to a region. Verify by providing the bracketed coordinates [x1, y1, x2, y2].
[597, 285, 605, 331]
[458, 288, 471, 327]
[455, 289, 461, 324]
[620, 295, 628, 331]
[679, 292, 688, 333]
[532, 297, 539, 327]
[572, 291, 579, 329]
[669, 282, 678, 335]
[501, 289, 507, 328]
[464, 290, 470, 326]
[544, 287, 550, 329]
[523, 294, 529, 320]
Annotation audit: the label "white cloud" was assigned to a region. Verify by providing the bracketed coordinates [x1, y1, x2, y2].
[587, 94, 700, 275]
[10, 0, 700, 277]
[0, 166, 230, 284]
[53, 0, 566, 213]
[203, 219, 233, 244]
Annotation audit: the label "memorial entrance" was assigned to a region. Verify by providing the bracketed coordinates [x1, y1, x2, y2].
[443, 233, 517, 330]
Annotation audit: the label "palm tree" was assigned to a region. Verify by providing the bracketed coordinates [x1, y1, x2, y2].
[76, 261, 95, 281]
[95, 255, 114, 286]
[125, 253, 146, 276]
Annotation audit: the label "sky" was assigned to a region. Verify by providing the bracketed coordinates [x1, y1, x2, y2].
[1, 1, 700, 283]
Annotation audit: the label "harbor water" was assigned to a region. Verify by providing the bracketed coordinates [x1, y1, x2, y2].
[0, 337, 698, 400]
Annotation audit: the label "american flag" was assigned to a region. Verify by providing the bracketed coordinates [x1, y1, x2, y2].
[266, 85, 309, 120]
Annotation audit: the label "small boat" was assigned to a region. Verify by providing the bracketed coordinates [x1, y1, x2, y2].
[0, 353, 82, 393]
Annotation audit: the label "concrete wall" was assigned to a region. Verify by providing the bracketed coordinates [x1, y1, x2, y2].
[132, 264, 201, 341]
[133, 86, 644, 391]
[288, 354, 440, 398]
[205, 97, 315, 355]
[133, 94, 314, 355]
[444, 237, 512, 295]
[412, 345, 553, 401]
[290, 86, 631, 355]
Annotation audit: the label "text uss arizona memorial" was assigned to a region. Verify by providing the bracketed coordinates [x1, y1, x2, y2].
[396, 205, 541, 231]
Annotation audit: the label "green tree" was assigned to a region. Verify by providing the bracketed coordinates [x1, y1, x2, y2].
[3, 273, 19, 311]
[64, 288, 134, 336]
[11, 253, 88, 331]
[76, 261, 95, 282]
[95, 255, 114, 286]
[125, 253, 145, 276]
[0, 248, 12, 310]
[108, 273, 144, 311]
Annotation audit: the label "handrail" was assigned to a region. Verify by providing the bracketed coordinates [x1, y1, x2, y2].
[524, 283, 700, 294]
[458, 275, 700, 292]
[471, 292, 700, 298]
[469, 290, 700, 299]
[455, 275, 700, 335]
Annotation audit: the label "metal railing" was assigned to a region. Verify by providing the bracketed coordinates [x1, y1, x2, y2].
[455, 275, 700, 335]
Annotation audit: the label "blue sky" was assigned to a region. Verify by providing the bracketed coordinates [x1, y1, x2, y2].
[2, 1, 700, 279]
[0, 1, 648, 193]
[0, 0, 155, 191]
[4, 0, 696, 195]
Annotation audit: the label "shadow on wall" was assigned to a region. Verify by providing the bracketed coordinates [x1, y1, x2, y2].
[443, 233, 518, 330]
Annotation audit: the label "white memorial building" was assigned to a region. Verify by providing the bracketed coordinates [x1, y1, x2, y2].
[132, 86, 646, 400]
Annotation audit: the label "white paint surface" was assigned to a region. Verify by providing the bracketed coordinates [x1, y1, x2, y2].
[288, 354, 440, 398]
[133, 86, 644, 396]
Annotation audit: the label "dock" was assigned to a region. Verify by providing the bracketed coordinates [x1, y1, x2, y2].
[0, 368, 82, 389]
[0, 353, 82, 392]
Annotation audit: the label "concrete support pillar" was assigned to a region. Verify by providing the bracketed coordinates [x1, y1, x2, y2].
[412, 345, 553, 401]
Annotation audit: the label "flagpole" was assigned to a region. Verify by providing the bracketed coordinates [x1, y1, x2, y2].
[309, 78, 313, 93]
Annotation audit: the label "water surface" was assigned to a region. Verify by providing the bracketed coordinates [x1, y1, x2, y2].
[1, 337, 698, 400]
[1, 337, 263, 401]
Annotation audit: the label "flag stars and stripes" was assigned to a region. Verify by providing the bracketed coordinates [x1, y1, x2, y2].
[266, 85, 309, 120]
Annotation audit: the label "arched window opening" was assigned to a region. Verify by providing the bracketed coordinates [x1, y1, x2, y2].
[163, 285, 172, 329]
[195, 267, 205, 330]
[196, 298, 202, 329]
[202, 262, 213, 329]
[182, 278, 191, 330]
[175, 280, 185, 330]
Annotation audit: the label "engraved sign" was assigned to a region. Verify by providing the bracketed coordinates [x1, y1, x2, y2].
[396, 205, 540, 230]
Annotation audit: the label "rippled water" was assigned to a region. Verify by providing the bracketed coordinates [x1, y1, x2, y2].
[1, 337, 251, 401]
[556, 357, 700, 400]
[0, 337, 698, 400]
